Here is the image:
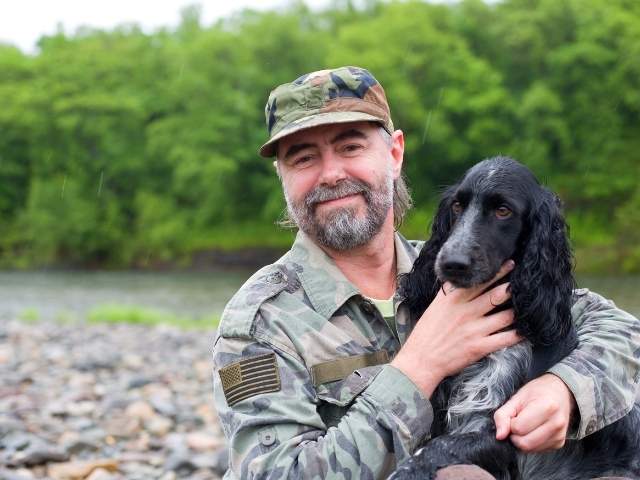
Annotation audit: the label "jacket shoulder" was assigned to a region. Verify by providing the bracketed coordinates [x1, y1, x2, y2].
[218, 258, 303, 339]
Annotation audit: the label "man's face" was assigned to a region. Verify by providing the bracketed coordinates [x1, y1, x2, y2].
[276, 121, 404, 251]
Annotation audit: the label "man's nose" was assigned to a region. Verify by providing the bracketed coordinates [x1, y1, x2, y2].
[317, 151, 347, 186]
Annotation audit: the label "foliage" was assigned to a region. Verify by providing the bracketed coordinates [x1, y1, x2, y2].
[0, 0, 638, 272]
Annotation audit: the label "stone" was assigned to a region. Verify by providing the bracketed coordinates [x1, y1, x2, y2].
[46, 401, 70, 417]
[164, 452, 197, 475]
[186, 431, 222, 451]
[0, 344, 12, 364]
[149, 396, 177, 418]
[2, 432, 40, 453]
[146, 416, 173, 437]
[125, 401, 155, 421]
[8, 440, 69, 467]
[85, 468, 118, 480]
[48, 458, 119, 480]
[0, 468, 36, 480]
[2, 322, 227, 479]
[104, 415, 140, 439]
[61, 433, 102, 455]
[0, 418, 26, 441]
[126, 375, 153, 390]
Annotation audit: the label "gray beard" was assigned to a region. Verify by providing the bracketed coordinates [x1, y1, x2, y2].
[284, 172, 393, 251]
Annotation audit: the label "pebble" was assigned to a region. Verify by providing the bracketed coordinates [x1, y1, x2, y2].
[47, 459, 118, 480]
[125, 401, 155, 421]
[0, 321, 228, 479]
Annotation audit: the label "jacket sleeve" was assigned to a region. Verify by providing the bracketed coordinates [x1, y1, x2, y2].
[213, 330, 433, 480]
[548, 289, 640, 439]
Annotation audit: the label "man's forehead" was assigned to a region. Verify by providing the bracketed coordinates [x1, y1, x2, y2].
[280, 121, 374, 147]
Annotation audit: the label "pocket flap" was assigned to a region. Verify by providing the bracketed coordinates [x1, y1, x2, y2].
[311, 350, 389, 386]
[314, 351, 389, 407]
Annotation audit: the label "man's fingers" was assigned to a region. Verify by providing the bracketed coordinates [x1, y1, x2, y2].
[440, 260, 515, 303]
[509, 399, 554, 436]
[483, 329, 522, 355]
[472, 309, 515, 339]
[439, 281, 460, 298]
[494, 396, 520, 440]
[468, 260, 515, 300]
[470, 284, 513, 319]
[510, 421, 565, 452]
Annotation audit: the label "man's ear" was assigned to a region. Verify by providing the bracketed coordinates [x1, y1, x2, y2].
[273, 160, 281, 179]
[390, 130, 405, 179]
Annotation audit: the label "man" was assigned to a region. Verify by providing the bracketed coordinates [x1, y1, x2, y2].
[212, 66, 640, 479]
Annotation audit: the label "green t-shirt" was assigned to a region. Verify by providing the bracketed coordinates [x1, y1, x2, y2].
[367, 295, 397, 338]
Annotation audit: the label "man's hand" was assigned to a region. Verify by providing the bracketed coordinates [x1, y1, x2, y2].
[391, 261, 521, 398]
[494, 373, 577, 452]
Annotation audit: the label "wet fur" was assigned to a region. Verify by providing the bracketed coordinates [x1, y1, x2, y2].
[390, 156, 640, 480]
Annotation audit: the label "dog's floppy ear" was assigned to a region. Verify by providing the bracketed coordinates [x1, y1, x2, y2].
[511, 187, 575, 346]
[400, 186, 455, 321]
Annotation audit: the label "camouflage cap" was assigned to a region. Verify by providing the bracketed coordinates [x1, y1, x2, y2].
[259, 66, 394, 157]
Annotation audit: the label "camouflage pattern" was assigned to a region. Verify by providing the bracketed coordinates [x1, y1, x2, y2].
[549, 289, 640, 439]
[259, 66, 394, 157]
[212, 232, 640, 479]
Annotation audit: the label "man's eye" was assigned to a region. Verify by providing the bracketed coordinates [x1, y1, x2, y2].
[496, 206, 512, 219]
[342, 143, 363, 153]
[293, 156, 313, 167]
[451, 201, 463, 215]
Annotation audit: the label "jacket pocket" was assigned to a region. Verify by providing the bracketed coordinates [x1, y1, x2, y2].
[313, 352, 389, 427]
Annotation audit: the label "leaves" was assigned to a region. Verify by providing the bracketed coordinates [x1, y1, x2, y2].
[0, 0, 638, 270]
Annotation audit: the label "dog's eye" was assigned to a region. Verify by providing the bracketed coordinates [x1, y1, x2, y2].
[496, 206, 512, 219]
[451, 201, 463, 215]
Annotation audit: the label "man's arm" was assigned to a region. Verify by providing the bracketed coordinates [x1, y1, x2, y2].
[213, 332, 433, 479]
[551, 290, 640, 437]
[495, 289, 640, 450]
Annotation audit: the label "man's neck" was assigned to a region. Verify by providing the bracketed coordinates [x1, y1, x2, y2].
[320, 216, 397, 300]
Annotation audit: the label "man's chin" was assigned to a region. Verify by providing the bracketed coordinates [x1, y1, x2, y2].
[313, 205, 362, 224]
[315, 193, 363, 210]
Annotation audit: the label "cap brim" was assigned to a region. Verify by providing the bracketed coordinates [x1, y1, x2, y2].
[259, 111, 387, 158]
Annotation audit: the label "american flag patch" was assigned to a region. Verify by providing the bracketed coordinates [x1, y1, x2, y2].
[219, 353, 281, 406]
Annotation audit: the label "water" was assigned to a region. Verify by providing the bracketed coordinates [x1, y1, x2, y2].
[575, 275, 640, 319]
[0, 270, 252, 323]
[0, 271, 637, 323]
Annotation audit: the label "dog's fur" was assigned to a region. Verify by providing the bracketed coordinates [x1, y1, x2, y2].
[390, 156, 640, 480]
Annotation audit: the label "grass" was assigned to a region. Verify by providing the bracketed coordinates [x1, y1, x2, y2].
[19, 307, 40, 323]
[87, 304, 219, 330]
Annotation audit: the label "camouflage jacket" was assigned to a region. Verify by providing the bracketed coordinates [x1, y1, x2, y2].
[212, 231, 640, 479]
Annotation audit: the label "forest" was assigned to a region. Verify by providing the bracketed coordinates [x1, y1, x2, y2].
[1, 0, 638, 272]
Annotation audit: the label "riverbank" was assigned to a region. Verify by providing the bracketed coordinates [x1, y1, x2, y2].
[3, 210, 639, 274]
[0, 320, 227, 480]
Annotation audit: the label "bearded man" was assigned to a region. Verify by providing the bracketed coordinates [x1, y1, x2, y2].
[212, 66, 640, 479]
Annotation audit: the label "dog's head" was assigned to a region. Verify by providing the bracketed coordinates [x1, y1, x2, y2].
[401, 156, 575, 346]
[435, 157, 540, 287]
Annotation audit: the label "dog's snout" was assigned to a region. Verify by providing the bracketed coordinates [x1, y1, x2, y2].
[440, 254, 471, 277]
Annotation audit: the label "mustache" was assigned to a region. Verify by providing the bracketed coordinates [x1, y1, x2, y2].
[304, 179, 371, 208]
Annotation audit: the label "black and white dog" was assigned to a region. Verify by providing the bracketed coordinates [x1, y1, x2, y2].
[391, 156, 640, 480]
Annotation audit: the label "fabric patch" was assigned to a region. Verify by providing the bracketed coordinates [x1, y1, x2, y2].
[311, 350, 389, 386]
[219, 353, 281, 406]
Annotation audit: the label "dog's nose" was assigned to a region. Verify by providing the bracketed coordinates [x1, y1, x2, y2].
[440, 254, 471, 277]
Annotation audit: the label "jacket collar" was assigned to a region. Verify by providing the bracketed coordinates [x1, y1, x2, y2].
[286, 230, 420, 319]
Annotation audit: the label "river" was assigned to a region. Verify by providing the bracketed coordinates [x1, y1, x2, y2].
[0, 270, 637, 324]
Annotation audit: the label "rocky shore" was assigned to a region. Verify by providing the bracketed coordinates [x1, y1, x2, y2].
[0, 321, 228, 479]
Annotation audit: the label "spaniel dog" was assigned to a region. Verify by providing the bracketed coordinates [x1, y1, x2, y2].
[390, 156, 640, 480]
